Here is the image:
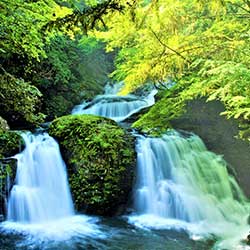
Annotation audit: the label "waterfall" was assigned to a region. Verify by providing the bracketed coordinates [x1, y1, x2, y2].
[7, 132, 74, 223]
[72, 83, 157, 122]
[130, 131, 250, 248]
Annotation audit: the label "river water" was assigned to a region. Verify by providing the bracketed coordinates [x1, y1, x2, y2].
[0, 83, 249, 250]
[0, 216, 213, 250]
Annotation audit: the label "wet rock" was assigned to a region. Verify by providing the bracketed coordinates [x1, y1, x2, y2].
[172, 98, 250, 197]
[0, 158, 17, 219]
[49, 114, 136, 216]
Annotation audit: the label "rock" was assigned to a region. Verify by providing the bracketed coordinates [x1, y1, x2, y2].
[0, 116, 9, 131]
[0, 130, 23, 158]
[49, 114, 136, 216]
[247, 234, 250, 242]
[0, 129, 22, 219]
[0, 215, 4, 222]
[0, 157, 17, 219]
[171, 98, 250, 197]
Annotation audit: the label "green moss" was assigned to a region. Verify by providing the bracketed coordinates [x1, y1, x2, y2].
[0, 158, 17, 187]
[49, 114, 135, 215]
[0, 117, 9, 131]
[0, 73, 45, 128]
[0, 130, 23, 158]
[0, 130, 20, 217]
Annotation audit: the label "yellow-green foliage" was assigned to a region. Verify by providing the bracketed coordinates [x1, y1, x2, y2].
[49, 114, 135, 215]
[0, 117, 9, 131]
[94, 0, 250, 138]
[133, 59, 250, 138]
[0, 0, 71, 60]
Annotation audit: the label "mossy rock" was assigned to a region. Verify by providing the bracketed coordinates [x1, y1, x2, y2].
[0, 130, 23, 158]
[0, 128, 21, 219]
[0, 117, 9, 131]
[49, 114, 136, 215]
[0, 158, 17, 219]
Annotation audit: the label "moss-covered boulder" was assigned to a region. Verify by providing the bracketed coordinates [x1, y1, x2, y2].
[0, 130, 23, 158]
[49, 114, 135, 215]
[0, 158, 17, 220]
[0, 116, 9, 131]
[0, 129, 22, 220]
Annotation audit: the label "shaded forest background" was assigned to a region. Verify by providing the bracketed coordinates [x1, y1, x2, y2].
[1, 0, 250, 140]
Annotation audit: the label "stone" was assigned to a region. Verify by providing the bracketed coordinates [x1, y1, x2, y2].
[172, 98, 250, 197]
[49, 114, 136, 215]
[0, 158, 17, 219]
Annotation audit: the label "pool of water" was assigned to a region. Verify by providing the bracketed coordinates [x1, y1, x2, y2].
[0, 216, 215, 250]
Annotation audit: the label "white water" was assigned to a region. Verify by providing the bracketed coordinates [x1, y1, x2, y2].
[72, 83, 157, 122]
[2, 83, 250, 249]
[130, 131, 250, 249]
[3, 132, 103, 243]
[72, 82, 250, 248]
[7, 132, 74, 223]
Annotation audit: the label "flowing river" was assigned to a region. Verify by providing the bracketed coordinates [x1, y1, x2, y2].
[0, 83, 249, 250]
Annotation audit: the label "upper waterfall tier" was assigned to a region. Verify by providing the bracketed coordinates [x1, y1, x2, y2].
[72, 83, 157, 122]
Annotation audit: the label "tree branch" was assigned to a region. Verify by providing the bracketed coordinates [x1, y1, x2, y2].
[230, 1, 250, 14]
[44, 0, 124, 33]
[149, 28, 192, 63]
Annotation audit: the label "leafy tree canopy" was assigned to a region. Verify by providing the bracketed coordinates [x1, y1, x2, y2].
[2, 0, 250, 138]
[0, 0, 72, 60]
[93, 0, 250, 138]
[0, 0, 117, 126]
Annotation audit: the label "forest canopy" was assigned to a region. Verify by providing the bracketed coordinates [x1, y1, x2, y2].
[0, 0, 118, 126]
[92, 0, 250, 137]
[1, 0, 250, 138]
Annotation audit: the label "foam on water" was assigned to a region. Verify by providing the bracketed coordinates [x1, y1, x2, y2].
[2, 132, 105, 247]
[1, 215, 103, 241]
[129, 131, 250, 249]
[72, 83, 157, 122]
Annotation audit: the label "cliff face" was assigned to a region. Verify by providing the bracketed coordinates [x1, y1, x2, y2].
[172, 99, 250, 197]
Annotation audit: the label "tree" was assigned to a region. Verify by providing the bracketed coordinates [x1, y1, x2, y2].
[94, 0, 250, 138]
[0, 0, 72, 126]
[0, 0, 118, 126]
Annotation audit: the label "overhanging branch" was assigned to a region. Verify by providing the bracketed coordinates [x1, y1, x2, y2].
[149, 28, 192, 64]
[44, 0, 124, 33]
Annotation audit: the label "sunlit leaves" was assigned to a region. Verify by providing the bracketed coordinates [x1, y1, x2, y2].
[95, 0, 250, 92]
[0, 0, 73, 61]
[92, 0, 250, 139]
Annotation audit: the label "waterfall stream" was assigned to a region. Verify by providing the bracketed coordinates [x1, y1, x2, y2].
[73, 83, 250, 249]
[129, 131, 250, 249]
[72, 83, 157, 122]
[1, 133, 103, 245]
[1, 83, 250, 249]
[7, 132, 74, 223]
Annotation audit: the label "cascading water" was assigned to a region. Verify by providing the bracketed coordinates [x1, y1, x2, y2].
[72, 82, 250, 248]
[72, 83, 157, 122]
[1, 83, 250, 249]
[7, 132, 74, 223]
[130, 131, 250, 249]
[1, 132, 103, 245]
